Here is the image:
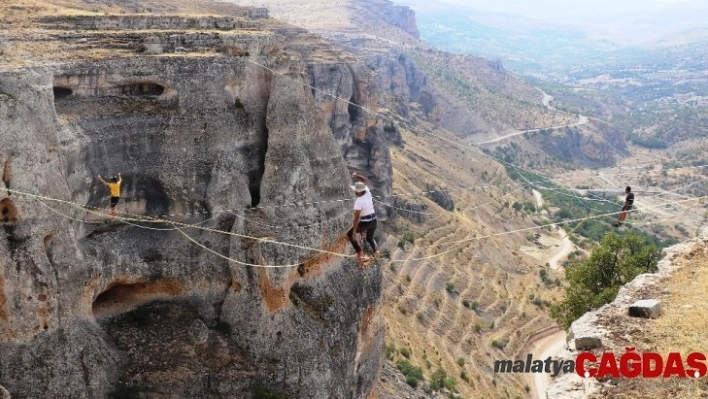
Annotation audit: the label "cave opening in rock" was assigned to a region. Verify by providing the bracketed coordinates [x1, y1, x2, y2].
[2, 161, 11, 187]
[0, 198, 18, 223]
[53, 87, 73, 100]
[92, 279, 185, 320]
[247, 173, 262, 208]
[247, 125, 268, 208]
[121, 83, 165, 96]
[348, 98, 360, 123]
[43, 234, 54, 250]
[234, 97, 246, 116]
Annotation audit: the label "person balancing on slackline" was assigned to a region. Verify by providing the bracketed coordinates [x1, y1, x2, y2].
[98, 173, 122, 219]
[613, 186, 634, 227]
[347, 172, 380, 270]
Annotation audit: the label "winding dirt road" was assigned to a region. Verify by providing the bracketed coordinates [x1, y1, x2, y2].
[548, 227, 574, 271]
[521, 190, 572, 398]
[526, 328, 567, 399]
[475, 113, 588, 145]
[532, 189, 575, 271]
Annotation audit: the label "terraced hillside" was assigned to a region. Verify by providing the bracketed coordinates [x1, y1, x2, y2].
[374, 119, 568, 398]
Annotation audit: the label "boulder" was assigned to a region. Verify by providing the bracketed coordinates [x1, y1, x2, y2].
[628, 299, 661, 318]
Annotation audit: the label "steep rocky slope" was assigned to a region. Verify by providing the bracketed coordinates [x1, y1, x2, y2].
[0, 1, 388, 398]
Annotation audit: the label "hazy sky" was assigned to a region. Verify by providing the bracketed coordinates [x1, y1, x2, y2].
[429, 0, 701, 19]
[400, 0, 708, 43]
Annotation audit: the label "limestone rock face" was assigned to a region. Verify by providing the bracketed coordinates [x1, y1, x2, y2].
[307, 60, 401, 219]
[360, 0, 420, 38]
[529, 121, 629, 168]
[0, 52, 383, 398]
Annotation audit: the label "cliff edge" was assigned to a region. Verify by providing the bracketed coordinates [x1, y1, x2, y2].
[0, 2, 385, 398]
[546, 226, 708, 398]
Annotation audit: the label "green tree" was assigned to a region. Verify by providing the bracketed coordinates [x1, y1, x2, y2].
[512, 201, 523, 212]
[551, 231, 661, 329]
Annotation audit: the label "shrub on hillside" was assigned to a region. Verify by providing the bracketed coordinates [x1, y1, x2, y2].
[396, 360, 424, 388]
[551, 231, 661, 329]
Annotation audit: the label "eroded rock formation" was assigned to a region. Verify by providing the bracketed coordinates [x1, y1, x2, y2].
[0, 11, 384, 399]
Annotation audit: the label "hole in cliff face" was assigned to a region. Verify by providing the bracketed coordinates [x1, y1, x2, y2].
[348, 99, 360, 123]
[2, 161, 12, 187]
[130, 177, 171, 217]
[247, 125, 268, 208]
[234, 98, 246, 116]
[44, 234, 53, 249]
[92, 279, 186, 320]
[247, 172, 262, 208]
[0, 198, 18, 223]
[44, 234, 55, 266]
[121, 83, 165, 96]
[103, 300, 253, 397]
[53, 87, 73, 99]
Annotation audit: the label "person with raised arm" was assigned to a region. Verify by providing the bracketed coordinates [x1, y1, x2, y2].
[97, 173, 122, 219]
[348, 172, 380, 270]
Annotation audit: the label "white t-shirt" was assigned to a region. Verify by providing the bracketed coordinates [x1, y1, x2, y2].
[353, 187, 376, 219]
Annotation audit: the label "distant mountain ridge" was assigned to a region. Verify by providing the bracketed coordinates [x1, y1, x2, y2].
[400, 0, 708, 78]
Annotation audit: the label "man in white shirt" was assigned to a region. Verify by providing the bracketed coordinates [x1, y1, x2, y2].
[348, 172, 380, 269]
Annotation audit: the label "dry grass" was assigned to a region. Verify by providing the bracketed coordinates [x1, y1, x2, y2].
[233, 0, 354, 31]
[590, 243, 708, 399]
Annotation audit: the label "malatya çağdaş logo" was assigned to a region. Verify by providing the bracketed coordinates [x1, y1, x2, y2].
[495, 349, 708, 379]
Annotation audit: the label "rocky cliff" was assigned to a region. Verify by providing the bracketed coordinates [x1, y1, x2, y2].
[306, 52, 430, 219]
[527, 119, 629, 168]
[359, 0, 420, 38]
[0, 5, 384, 398]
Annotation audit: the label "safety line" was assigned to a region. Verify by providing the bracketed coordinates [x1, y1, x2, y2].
[4, 187, 356, 260]
[374, 198, 439, 216]
[37, 193, 346, 268]
[172, 223, 306, 268]
[246, 58, 634, 214]
[6, 187, 705, 268]
[228, 209, 351, 230]
[387, 195, 708, 263]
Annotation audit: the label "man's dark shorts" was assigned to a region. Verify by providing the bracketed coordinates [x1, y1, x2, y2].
[622, 205, 632, 211]
[110, 196, 120, 208]
[355, 219, 377, 233]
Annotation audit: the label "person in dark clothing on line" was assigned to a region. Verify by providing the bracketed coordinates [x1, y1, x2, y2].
[614, 186, 634, 227]
[347, 172, 381, 270]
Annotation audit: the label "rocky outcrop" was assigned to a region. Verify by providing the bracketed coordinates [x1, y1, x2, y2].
[0, 37, 383, 399]
[307, 56, 411, 219]
[426, 187, 454, 211]
[39, 14, 266, 30]
[528, 121, 628, 168]
[389, 198, 428, 223]
[358, 0, 420, 38]
[546, 228, 708, 399]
